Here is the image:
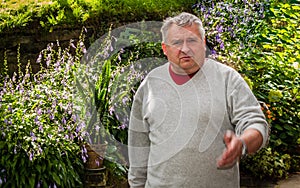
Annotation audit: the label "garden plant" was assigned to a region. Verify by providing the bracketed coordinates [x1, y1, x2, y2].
[0, 0, 299, 187]
[0, 39, 87, 187]
[193, 0, 300, 180]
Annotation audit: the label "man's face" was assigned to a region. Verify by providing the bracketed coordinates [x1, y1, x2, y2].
[162, 23, 206, 75]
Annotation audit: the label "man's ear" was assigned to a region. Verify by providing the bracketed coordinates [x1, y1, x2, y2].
[161, 42, 167, 55]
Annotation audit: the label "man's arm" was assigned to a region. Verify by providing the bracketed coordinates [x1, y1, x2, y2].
[128, 90, 150, 187]
[217, 73, 269, 168]
[217, 128, 263, 168]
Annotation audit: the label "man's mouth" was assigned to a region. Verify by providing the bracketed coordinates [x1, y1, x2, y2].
[180, 56, 192, 61]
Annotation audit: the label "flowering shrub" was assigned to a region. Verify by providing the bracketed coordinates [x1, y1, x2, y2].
[78, 24, 165, 146]
[194, 0, 300, 180]
[0, 40, 86, 187]
[239, 1, 300, 178]
[193, 0, 268, 65]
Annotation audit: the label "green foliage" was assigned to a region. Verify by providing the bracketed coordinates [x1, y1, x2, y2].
[1, 0, 299, 184]
[104, 145, 128, 184]
[0, 36, 86, 187]
[239, 1, 300, 156]
[73, 25, 165, 182]
[241, 147, 292, 179]
[96, 27, 165, 145]
[0, 0, 195, 33]
[194, 0, 300, 180]
[193, 0, 268, 67]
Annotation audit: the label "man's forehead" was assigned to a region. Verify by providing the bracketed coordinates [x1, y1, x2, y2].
[168, 24, 200, 38]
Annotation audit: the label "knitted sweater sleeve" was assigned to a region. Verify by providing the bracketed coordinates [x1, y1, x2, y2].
[128, 83, 150, 187]
[227, 72, 270, 148]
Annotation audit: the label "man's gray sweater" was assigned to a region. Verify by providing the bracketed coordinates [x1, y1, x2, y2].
[128, 58, 269, 187]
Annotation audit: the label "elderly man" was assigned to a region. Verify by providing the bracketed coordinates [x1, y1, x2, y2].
[128, 12, 269, 187]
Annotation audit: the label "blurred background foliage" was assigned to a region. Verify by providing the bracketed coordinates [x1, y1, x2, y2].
[0, 0, 195, 33]
[0, 0, 299, 186]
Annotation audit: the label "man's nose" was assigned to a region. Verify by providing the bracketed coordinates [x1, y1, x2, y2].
[180, 41, 190, 53]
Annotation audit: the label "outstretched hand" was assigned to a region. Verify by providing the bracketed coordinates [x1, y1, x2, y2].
[217, 130, 243, 169]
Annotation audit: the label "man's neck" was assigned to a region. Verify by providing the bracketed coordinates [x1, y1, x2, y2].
[169, 64, 199, 85]
[169, 64, 200, 75]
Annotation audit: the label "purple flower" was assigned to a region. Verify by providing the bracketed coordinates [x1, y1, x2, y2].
[211, 49, 217, 55]
[59, 125, 64, 131]
[226, 4, 232, 12]
[62, 117, 66, 125]
[12, 74, 16, 83]
[30, 132, 37, 141]
[215, 34, 222, 43]
[109, 107, 114, 115]
[39, 125, 43, 132]
[216, 25, 223, 33]
[38, 145, 43, 154]
[82, 145, 87, 154]
[76, 125, 81, 133]
[95, 159, 100, 167]
[20, 87, 24, 95]
[29, 152, 34, 161]
[37, 53, 42, 64]
[8, 105, 12, 113]
[37, 108, 42, 116]
[200, 5, 205, 12]
[34, 116, 39, 124]
[118, 124, 126, 130]
[95, 124, 100, 132]
[72, 114, 77, 122]
[82, 155, 87, 163]
[49, 114, 54, 120]
[37, 181, 41, 188]
[204, 13, 209, 19]
[122, 97, 128, 105]
[220, 42, 225, 50]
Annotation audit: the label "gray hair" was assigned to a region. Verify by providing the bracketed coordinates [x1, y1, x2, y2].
[161, 12, 205, 43]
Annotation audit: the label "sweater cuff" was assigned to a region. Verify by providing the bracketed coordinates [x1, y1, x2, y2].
[245, 124, 269, 150]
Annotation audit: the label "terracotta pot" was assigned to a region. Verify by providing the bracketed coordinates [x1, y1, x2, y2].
[85, 143, 107, 169]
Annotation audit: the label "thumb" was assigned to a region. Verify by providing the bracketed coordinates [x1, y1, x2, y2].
[223, 130, 234, 148]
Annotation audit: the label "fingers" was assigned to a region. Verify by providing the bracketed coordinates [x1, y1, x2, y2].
[223, 130, 233, 147]
[217, 131, 242, 169]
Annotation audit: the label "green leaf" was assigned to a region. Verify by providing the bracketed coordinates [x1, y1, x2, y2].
[52, 173, 61, 185]
[29, 174, 36, 187]
[274, 124, 283, 131]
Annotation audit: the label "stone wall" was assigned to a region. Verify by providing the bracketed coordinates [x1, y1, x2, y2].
[0, 23, 105, 76]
